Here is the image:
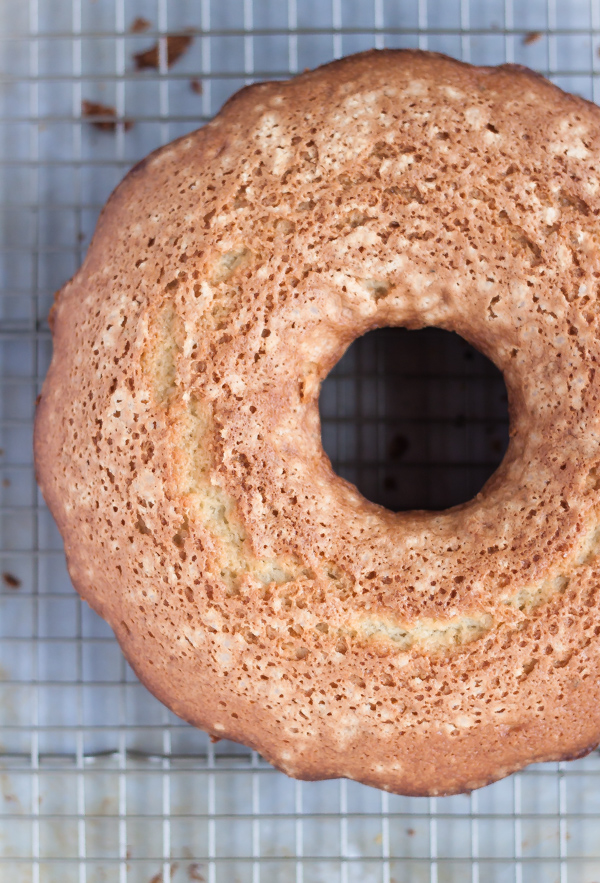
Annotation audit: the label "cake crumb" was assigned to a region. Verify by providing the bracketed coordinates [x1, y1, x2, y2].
[190, 79, 203, 95]
[148, 864, 178, 883]
[523, 31, 542, 45]
[82, 100, 133, 132]
[130, 16, 151, 33]
[134, 33, 194, 70]
[2, 573, 21, 590]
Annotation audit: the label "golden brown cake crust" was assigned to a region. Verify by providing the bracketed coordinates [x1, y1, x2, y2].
[35, 50, 600, 794]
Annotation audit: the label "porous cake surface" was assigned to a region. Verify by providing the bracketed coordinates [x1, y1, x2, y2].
[35, 50, 600, 794]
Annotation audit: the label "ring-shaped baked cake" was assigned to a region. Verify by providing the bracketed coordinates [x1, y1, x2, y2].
[36, 50, 600, 794]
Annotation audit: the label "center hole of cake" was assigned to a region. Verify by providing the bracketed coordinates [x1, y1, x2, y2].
[319, 327, 510, 511]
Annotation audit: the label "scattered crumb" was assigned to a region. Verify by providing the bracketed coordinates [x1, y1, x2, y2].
[81, 100, 133, 133]
[148, 867, 181, 883]
[0, 449, 4, 456]
[2, 479, 10, 488]
[188, 864, 205, 882]
[190, 79, 203, 95]
[407, 827, 416, 836]
[2, 573, 21, 590]
[523, 31, 542, 45]
[130, 16, 151, 33]
[373, 832, 383, 845]
[149, 864, 179, 882]
[134, 33, 194, 70]
[77, 231, 86, 242]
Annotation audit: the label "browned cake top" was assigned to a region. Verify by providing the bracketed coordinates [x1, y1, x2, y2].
[35, 50, 600, 794]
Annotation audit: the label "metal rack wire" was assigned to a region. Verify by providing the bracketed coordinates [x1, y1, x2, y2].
[1, 0, 600, 881]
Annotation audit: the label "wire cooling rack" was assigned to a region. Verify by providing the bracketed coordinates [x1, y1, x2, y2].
[2, 0, 600, 881]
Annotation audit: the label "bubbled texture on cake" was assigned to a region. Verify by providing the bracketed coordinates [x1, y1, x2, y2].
[36, 50, 600, 794]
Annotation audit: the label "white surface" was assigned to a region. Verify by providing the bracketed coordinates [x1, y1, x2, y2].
[1, 0, 600, 880]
